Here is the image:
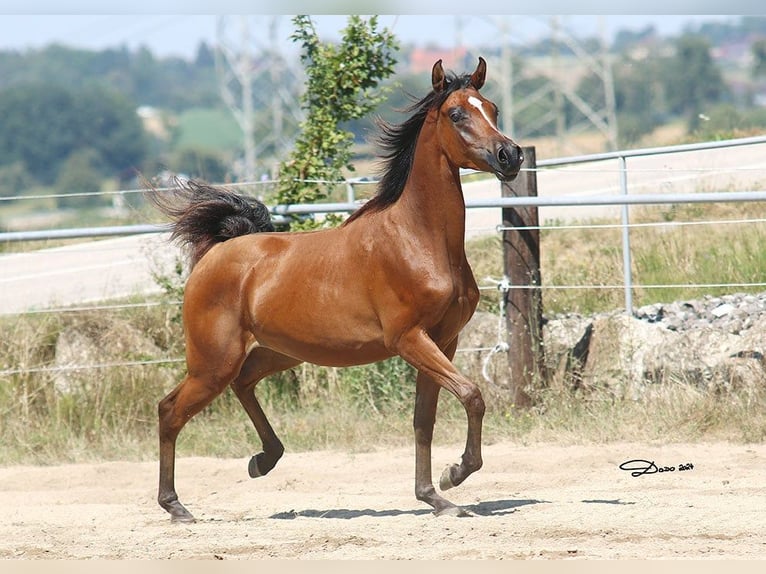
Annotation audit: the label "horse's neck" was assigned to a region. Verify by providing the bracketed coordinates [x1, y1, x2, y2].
[394, 129, 467, 255]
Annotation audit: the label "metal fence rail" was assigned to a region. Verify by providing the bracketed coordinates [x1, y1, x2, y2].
[4, 133, 766, 238]
[2, 134, 766, 379]
[7, 133, 766, 313]
[3, 190, 766, 242]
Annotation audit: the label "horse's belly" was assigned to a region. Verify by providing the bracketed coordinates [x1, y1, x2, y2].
[254, 331, 391, 368]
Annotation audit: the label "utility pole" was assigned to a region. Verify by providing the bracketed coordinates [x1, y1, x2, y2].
[499, 19, 513, 135]
[551, 17, 566, 153]
[542, 15, 619, 151]
[268, 17, 284, 163]
[216, 16, 257, 181]
[472, 16, 618, 153]
[216, 16, 299, 182]
[600, 16, 619, 150]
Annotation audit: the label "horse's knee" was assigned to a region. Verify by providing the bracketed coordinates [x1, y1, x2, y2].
[461, 385, 485, 418]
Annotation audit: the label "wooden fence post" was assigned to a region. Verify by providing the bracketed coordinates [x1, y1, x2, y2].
[501, 146, 544, 408]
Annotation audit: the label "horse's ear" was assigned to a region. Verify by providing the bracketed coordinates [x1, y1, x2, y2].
[470, 57, 487, 90]
[432, 59, 445, 92]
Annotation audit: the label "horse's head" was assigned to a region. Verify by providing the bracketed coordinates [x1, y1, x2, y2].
[432, 57, 523, 182]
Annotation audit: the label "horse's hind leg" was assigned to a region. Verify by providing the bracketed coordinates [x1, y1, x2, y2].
[158, 312, 251, 522]
[230, 348, 301, 479]
[158, 371, 233, 523]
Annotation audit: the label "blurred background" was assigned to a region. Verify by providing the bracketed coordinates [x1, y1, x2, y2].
[1, 14, 765, 228]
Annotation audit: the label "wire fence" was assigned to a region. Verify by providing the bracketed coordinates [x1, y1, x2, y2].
[3, 134, 766, 379]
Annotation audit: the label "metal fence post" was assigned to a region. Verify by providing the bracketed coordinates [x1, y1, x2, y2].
[618, 154, 634, 315]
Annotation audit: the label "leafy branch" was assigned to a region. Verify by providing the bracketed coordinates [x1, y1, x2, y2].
[276, 15, 398, 229]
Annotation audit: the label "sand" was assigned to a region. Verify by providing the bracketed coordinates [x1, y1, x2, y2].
[1, 441, 764, 559]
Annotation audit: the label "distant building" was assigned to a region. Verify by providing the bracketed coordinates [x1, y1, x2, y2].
[408, 46, 468, 74]
[136, 106, 170, 140]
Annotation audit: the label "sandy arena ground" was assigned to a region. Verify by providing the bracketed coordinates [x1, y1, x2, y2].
[0, 441, 764, 560]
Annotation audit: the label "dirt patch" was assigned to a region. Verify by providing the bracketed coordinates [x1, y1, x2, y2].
[1, 441, 764, 559]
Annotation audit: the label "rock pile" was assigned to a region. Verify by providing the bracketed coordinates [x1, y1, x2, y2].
[53, 315, 167, 394]
[458, 292, 766, 397]
[634, 293, 766, 335]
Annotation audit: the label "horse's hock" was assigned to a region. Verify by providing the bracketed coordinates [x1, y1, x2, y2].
[459, 295, 766, 399]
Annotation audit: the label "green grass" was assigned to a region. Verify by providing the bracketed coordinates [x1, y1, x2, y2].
[173, 108, 242, 152]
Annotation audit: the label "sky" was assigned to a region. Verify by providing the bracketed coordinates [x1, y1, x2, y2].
[0, 11, 754, 60]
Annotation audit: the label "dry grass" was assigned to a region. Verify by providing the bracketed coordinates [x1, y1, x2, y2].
[2, 301, 764, 467]
[3, 199, 766, 465]
[467, 199, 766, 316]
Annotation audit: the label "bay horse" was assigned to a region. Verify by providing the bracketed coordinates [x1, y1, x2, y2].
[151, 57, 523, 522]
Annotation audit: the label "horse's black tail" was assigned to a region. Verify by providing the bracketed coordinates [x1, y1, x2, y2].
[148, 178, 274, 268]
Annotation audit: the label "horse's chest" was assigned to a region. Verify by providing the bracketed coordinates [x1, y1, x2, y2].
[417, 268, 477, 326]
[449, 281, 477, 322]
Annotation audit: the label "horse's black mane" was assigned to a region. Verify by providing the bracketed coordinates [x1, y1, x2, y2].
[344, 70, 475, 224]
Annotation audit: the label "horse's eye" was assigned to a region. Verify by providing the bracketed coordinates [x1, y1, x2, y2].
[448, 108, 464, 123]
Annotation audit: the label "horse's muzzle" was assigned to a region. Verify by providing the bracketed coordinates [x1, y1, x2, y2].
[494, 141, 524, 181]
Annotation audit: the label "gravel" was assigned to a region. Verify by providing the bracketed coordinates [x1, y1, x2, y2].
[634, 292, 766, 334]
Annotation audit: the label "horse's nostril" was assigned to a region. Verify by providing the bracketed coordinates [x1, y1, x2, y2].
[507, 145, 523, 167]
[497, 143, 521, 167]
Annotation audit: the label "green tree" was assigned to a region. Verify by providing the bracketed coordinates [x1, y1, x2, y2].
[513, 74, 557, 138]
[663, 35, 728, 130]
[0, 161, 33, 199]
[575, 55, 665, 146]
[0, 83, 147, 185]
[74, 86, 148, 182]
[276, 15, 398, 228]
[0, 84, 81, 183]
[751, 38, 766, 79]
[171, 147, 228, 182]
[56, 148, 105, 209]
[194, 41, 215, 68]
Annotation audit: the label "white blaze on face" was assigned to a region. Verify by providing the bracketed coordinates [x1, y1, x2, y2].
[467, 96, 501, 134]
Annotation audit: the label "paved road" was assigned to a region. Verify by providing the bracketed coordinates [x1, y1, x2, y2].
[0, 233, 180, 315]
[464, 139, 766, 235]
[3, 141, 766, 314]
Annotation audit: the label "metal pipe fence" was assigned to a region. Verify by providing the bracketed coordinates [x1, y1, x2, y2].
[2, 135, 766, 377]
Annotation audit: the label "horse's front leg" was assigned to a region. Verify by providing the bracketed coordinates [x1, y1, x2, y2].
[414, 369, 471, 516]
[402, 331, 485, 516]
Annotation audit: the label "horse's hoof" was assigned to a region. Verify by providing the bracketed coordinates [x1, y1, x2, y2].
[171, 512, 196, 524]
[439, 465, 455, 491]
[248, 454, 263, 478]
[434, 505, 471, 517]
[162, 499, 196, 523]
